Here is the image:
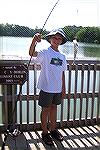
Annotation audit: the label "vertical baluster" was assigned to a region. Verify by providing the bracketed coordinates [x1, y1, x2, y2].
[60, 99, 64, 127]
[73, 64, 78, 125]
[91, 64, 96, 124]
[12, 85, 16, 123]
[27, 66, 29, 126]
[85, 64, 90, 125]
[4, 85, 8, 124]
[33, 64, 37, 128]
[96, 66, 100, 123]
[19, 85, 22, 124]
[67, 64, 72, 124]
[79, 64, 84, 125]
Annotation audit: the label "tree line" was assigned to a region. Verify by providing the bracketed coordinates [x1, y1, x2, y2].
[0, 23, 100, 44]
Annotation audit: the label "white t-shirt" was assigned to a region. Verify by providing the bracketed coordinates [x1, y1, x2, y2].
[32, 47, 67, 93]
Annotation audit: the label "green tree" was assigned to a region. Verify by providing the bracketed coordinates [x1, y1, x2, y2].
[63, 25, 82, 41]
[1, 23, 100, 44]
[76, 26, 100, 44]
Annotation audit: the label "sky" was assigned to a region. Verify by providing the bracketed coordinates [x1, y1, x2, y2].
[0, 0, 100, 31]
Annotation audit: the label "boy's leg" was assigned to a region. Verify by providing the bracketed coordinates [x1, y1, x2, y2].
[49, 104, 63, 142]
[49, 104, 57, 131]
[41, 106, 50, 133]
[41, 106, 54, 145]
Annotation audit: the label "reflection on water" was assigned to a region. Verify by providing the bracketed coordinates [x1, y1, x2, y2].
[83, 46, 100, 58]
[0, 37, 100, 60]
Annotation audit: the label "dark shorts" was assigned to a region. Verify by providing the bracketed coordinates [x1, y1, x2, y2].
[38, 90, 62, 107]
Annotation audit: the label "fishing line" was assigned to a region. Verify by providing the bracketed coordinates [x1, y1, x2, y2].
[1, 0, 60, 149]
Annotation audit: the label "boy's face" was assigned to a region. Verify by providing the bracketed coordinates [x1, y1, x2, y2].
[49, 33, 63, 47]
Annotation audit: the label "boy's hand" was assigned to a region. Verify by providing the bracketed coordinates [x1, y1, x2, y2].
[33, 33, 41, 43]
[29, 33, 41, 56]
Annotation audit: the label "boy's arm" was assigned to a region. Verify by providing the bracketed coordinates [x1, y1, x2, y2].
[29, 33, 41, 57]
[62, 71, 66, 99]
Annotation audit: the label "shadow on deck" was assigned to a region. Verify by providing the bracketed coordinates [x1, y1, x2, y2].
[0, 125, 100, 150]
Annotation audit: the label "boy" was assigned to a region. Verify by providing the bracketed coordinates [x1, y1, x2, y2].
[29, 29, 67, 145]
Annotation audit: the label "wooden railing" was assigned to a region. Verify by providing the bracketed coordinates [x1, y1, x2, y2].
[0, 60, 100, 132]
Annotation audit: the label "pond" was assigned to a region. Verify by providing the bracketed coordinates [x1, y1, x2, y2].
[0, 36, 100, 60]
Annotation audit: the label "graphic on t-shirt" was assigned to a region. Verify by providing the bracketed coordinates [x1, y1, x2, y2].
[50, 57, 63, 66]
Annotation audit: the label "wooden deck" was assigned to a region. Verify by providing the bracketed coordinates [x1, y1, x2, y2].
[0, 125, 100, 150]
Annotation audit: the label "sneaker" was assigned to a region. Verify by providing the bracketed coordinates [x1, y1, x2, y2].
[50, 130, 63, 141]
[41, 132, 54, 146]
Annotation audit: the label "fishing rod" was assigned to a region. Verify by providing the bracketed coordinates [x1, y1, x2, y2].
[41, 0, 60, 33]
[1, 0, 60, 149]
[28, 0, 60, 67]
